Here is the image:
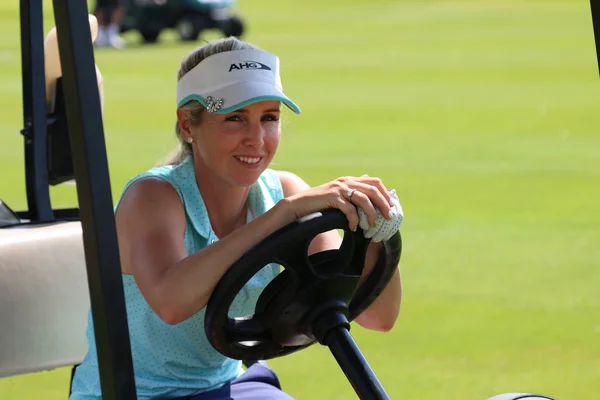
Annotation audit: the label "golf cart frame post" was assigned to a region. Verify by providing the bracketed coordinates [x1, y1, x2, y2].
[19, 0, 52, 222]
[19, 0, 136, 398]
[592, 0, 600, 75]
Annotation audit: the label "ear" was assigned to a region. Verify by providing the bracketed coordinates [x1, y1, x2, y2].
[176, 107, 192, 136]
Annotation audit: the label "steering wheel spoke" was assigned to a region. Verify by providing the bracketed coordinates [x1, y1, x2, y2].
[272, 238, 312, 275]
[224, 317, 271, 343]
[255, 270, 299, 326]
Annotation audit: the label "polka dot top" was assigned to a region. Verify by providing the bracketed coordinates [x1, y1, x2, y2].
[70, 156, 285, 400]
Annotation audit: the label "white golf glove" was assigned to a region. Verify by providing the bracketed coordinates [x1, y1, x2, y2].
[358, 189, 403, 243]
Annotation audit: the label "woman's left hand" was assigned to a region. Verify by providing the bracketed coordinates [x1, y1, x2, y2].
[358, 188, 403, 242]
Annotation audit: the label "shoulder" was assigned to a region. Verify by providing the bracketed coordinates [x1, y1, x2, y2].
[273, 170, 311, 197]
[114, 177, 188, 277]
[116, 177, 184, 223]
[115, 161, 188, 213]
[121, 176, 180, 201]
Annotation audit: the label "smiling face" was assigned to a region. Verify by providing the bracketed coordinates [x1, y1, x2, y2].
[177, 100, 282, 187]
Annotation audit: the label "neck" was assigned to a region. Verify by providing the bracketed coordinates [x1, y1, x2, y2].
[192, 160, 250, 239]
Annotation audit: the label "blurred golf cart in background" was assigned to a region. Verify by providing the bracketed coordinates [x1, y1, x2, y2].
[120, 0, 245, 44]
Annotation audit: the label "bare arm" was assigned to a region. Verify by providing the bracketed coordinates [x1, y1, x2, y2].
[354, 246, 402, 332]
[277, 171, 402, 332]
[116, 178, 295, 325]
[117, 172, 399, 326]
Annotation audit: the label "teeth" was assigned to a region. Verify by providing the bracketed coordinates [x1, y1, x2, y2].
[236, 156, 261, 164]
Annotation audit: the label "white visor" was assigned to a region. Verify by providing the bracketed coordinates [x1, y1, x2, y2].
[176, 48, 301, 114]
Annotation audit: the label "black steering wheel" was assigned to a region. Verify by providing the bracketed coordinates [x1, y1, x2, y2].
[205, 208, 402, 362]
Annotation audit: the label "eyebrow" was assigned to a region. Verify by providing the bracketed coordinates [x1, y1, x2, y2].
[234, 108, 281, 113]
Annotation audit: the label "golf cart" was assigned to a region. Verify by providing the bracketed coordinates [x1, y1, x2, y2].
[3, 0, 587, 398]
[120, 0, 245, 44]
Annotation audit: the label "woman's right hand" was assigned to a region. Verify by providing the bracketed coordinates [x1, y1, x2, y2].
[282, 175, 395, 232]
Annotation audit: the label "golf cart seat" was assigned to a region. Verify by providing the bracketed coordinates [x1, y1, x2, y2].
[0, 220, 90, 378]
[0, 10, 105, 382]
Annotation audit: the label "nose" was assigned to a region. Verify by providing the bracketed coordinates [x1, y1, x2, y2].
[243, 121, 264, 148]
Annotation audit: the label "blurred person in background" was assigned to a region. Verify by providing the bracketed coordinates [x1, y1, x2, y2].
[94, 0, 127, 48]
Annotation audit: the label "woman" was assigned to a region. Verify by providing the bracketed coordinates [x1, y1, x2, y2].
[70, 37, 404, 400]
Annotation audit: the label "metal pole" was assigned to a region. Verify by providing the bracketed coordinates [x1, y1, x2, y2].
[325, 326, 391, 400]
[19, 0, 53, 222]
[50, 0, 137, 398]
[591, 0, 600, 76]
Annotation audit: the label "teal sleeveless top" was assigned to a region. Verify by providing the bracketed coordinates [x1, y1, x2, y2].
[70, 156, 285, 399]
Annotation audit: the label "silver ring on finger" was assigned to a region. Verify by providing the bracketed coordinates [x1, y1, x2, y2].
[347, 189, 358, 199]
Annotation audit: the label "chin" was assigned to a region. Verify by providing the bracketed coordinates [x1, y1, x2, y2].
[228, 158, 270, 187]
[229, 170, 264, 187]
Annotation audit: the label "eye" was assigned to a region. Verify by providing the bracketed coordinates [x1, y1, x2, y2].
[225, 115, 243, 122]
[262, 114, 280, 122]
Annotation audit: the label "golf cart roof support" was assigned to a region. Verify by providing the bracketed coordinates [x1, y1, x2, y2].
[48, 0, 137, 398]
[19, 0, 53, 222]
[591, 0, 600, 75]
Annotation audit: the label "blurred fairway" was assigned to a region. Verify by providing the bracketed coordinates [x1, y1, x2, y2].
[1, 0, 600, 399]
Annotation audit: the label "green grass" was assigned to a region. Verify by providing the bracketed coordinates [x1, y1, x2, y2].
[1, 0, 600, 399]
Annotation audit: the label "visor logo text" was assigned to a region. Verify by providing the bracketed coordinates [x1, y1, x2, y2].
[229, 61, 272, 72]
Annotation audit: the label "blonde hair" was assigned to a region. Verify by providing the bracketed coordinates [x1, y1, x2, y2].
[160, 37, 260, 166]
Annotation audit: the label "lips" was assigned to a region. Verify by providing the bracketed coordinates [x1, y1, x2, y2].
[234, 156, 263, 165]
